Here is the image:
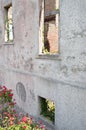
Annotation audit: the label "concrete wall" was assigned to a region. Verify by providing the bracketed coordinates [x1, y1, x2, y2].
[0, 0, 86, 130]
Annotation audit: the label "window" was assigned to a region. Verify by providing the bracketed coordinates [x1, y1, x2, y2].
[4, 5, 13, 42]
[39, 0, 59, 54]
[39, 96, 55, 124]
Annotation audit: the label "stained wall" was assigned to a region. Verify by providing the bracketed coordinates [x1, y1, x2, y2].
[0, 0, 86, 130]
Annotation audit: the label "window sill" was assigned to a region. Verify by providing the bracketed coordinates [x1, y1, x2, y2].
[3, 42, 14, 45]
[38, 116, 55, 130]
[36, 53, 61, 60]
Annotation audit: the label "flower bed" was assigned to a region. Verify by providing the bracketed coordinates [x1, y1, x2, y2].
[0, 86, 45, 130]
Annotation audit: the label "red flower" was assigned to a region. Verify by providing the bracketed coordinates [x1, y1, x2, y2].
[8, 93, 13, 97]
[0, 93, 2, 97]
[36, 125, 39, 129]
[13, 109, 16, 113]
[3, 90, 6, 94]
[40, 125, 45, 129]
[22, 126, 27, 129]
[9, 102, 16, 106]
[30, 116, 33, 120]
[22, 116, 27, 123]
[3, 86, 7, 90]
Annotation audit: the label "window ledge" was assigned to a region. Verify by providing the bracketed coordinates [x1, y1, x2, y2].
[36, 53, 61, 60]
[38, 116, 55, 130]
[3, 42, 14, 45]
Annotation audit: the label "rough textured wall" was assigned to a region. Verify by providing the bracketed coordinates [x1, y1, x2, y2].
[0, 0, 86, 130]
[45, 0, 55, 13]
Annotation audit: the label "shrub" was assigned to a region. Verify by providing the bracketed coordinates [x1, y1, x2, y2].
[0, 86, 45, 130]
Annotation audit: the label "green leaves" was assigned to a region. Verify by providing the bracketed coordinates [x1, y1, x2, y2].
[0, 86, 45, 130]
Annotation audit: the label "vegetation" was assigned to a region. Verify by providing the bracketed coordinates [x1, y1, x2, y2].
[40, 97, 55, 123]
[0, 86, 45, 130]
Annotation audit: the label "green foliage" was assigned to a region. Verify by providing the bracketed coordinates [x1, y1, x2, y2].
[40, 98, 55, 123]
[0, 86, 45, 130]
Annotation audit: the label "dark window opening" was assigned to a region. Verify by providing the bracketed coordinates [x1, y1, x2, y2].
[39, 96, 55, 124]
[39, 0, 59, 54]
[4, 5, 13, 42]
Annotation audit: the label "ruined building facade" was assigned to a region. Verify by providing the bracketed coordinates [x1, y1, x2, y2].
[0, 0, 86, 130]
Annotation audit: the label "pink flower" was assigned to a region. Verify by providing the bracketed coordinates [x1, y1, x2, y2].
[13, 109, 16, 113]
[40, 125, 45, 129]
[10, 117, 14, 121]
[40, 121, 43, 124]
[3, 86, 7, 90]
[22, 116, 27, 123]
[15, 114, 18, 117]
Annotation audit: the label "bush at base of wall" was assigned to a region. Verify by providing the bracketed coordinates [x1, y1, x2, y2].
[0, 86, 45, 130]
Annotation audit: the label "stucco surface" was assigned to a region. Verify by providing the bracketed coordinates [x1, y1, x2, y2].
[0, 0, 86, 130]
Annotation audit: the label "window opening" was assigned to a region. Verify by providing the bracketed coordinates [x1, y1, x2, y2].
[39, 0, 59, 54]
[5, 5, 13, 42]
[39, 96, 55, 124]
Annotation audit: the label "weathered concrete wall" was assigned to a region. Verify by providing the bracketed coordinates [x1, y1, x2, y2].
[0, 0, 86, 130]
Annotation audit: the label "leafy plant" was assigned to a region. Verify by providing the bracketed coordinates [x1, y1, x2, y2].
[0, 86, 45, 130]
[40, 97, 55, 123]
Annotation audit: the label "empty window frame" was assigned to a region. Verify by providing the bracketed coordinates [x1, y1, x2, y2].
[39, 0, 59, 54]
[4, 5, 13, 42]
[39, 96, 55, 123]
